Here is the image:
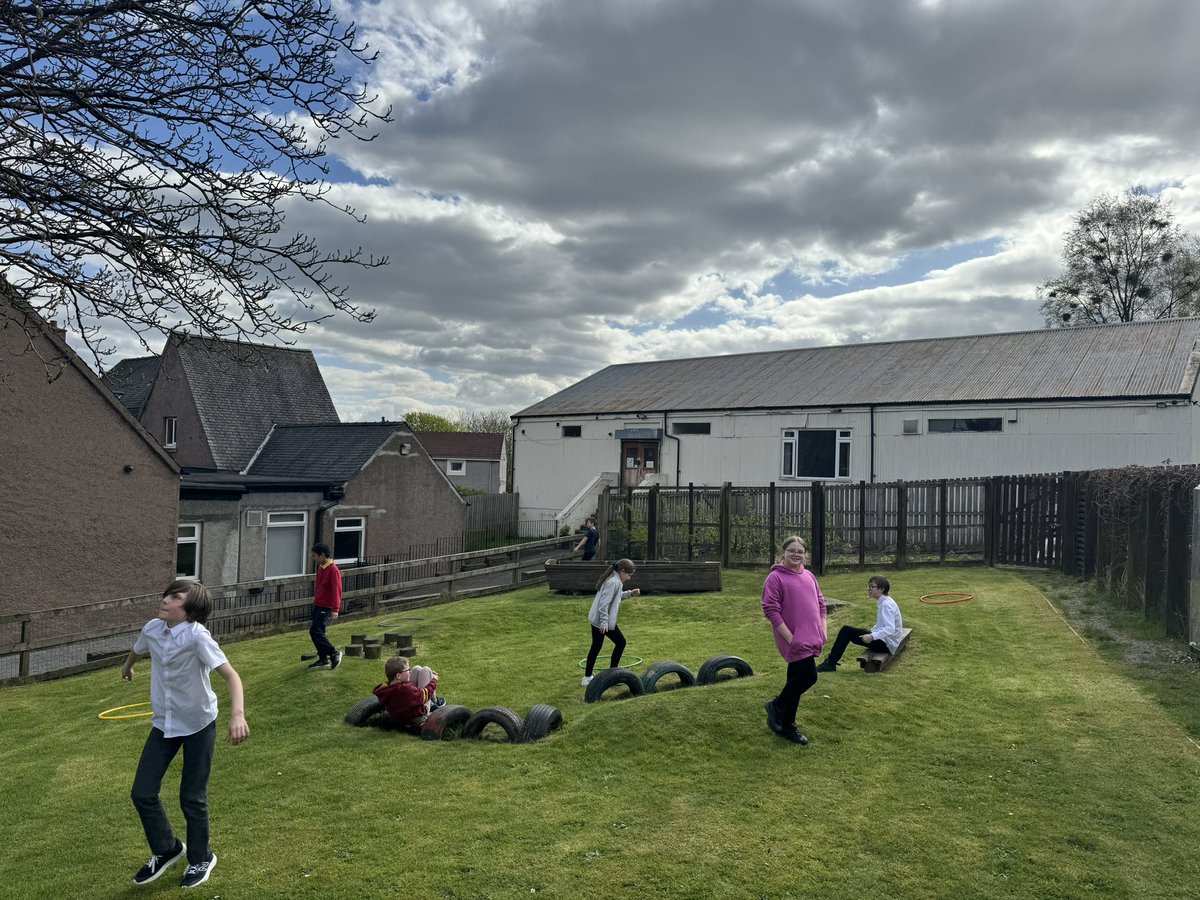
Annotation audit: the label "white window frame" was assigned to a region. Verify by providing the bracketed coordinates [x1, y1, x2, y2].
[164, 416, 177, 449]
[333, 516, 366, 565]
[265, 511, 308, 579]
[781, 428, 852, 480]
[446, 459, 466, 476]
[176, 523, 200, 579]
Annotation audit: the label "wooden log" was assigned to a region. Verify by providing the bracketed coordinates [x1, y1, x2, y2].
[363, 644, 383, 659]
[344, 644, 364, 657]
[857, 628, 912, 673]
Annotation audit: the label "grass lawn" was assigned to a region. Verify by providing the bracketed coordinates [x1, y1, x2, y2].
[2, 567, 1199, 899]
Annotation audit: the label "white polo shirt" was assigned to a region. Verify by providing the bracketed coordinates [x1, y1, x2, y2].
[133, 619, 228, 738]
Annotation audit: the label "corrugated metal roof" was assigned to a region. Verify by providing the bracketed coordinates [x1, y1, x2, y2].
[515, 318, 1200, 417]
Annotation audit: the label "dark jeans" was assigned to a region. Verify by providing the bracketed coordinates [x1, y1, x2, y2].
[772, 656, 818, 728]
[131, 721, 216, 865]
[310, 605, 336, 660]
[824, 625, 888, 665]
[585, 625, 626, 675]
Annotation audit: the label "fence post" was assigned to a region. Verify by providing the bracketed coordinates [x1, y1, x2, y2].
[938, 479, 948, 563]
[647, 484, 659, 561]
[720, 482, 732, 568]
[18, 618, 31, 679]
[274, 581, 285, 630]
[811, 481, 825, 576]
[895, 482, 908, 570]
[598, 489, 611, 559]
[858, 481, 867, 566]
[768, 481, 777, 558]
[687, 483, 695, 562]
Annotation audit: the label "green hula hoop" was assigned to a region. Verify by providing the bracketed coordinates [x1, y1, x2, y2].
[578, 656, 643, 669]
[99, 702, 153, 721]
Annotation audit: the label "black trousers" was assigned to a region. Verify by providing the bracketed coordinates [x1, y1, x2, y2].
[131, 721, 216, 865]
[585, 625, 626, 675]
[825, 625, 888, 665]
[772, 656, 818, 728]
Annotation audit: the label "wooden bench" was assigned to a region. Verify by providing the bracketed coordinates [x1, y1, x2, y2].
[857, 628, 912, 672]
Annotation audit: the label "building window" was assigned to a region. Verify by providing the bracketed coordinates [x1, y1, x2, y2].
[265, 511, 307, 579]
[447, 459, 466, 476]
[176, 523, 200, 579]
[672, 422, 711, 435]
[334, 517, 366, 564]
[164, 417, 177, 449]
[928, 417, 1003, 433]
[562, 425, 582, 438]
[782, 429, 852, 479]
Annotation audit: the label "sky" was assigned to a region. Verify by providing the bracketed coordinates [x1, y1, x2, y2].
[117, 0, 1200, 422]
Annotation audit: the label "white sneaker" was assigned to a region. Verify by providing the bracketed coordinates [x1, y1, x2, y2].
[581, 676, 593, 686]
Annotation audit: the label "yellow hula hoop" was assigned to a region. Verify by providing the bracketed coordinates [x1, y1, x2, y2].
[99, 702, 153, 721]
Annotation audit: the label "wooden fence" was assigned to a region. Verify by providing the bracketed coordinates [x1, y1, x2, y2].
[0, 537, 570, 686]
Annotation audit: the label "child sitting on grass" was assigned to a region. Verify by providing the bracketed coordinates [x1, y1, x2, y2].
[372, 655, 445, 730]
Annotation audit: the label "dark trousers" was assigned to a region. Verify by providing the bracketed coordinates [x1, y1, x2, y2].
[824, 625, 888, 665]
[585, 625, 626, 675]
[772, 656, 818, 728]
[310, 605, 336, 659]
[131, 721, 216, 865]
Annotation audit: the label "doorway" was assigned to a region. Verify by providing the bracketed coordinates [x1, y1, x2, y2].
[621, 441, 659, 488]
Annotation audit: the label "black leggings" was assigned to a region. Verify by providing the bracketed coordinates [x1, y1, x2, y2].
[585, 625, 626, 675]
[772, 656, 817, 728]
[825, 625, 888, 665]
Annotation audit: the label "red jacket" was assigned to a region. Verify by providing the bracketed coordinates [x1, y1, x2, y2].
[373, 675, 438, 725]
[314, 561, 342, 612]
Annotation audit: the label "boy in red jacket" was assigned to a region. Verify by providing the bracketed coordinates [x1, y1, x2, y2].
[373, 656, 444, 729]
[307, 542, 342, 670]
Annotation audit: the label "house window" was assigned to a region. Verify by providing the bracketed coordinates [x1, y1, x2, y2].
[176, 523, 200, 579]
[562, 425, 582, 438]
[446, 459, 466, 476]
[928, 417, 1003, 433]
[265, 511, 307, 579]
[164, 417, 177, 449]
[672, 422, 711, 435]
[782, 429, 852, 479]
[334, 517, 366, 564]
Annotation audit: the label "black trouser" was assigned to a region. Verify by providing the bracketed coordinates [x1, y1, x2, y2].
[310, 605, 336, 659]
[131, 721, 216, 865]
[824, 625, 888, 665]
[585, 625, 626, 675]
[772, 657, 817, 728]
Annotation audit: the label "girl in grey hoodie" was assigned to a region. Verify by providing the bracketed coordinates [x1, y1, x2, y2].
[581, 559, 641, 686]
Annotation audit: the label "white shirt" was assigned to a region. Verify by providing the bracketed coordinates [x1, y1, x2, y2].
[870, 594, 905, 654]
[133, 619, 228, 738]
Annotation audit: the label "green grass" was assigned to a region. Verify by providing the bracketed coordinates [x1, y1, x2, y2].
[3, 568, 1200, 899]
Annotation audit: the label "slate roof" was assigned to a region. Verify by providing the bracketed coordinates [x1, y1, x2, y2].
[171, 334, 339, 471]
[102, 356, 161, 419]
[413, 432, 504, 460]
[245, 423, 401, 480]
[515, 318, 1200, 417]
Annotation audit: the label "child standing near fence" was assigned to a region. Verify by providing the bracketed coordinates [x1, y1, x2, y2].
[120, 580, 249, 889]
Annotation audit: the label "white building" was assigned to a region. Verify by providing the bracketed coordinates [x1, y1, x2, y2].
[512, 318, 1200, 524]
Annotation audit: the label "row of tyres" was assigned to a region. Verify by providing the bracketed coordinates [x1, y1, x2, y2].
[583, 653, 753, 704]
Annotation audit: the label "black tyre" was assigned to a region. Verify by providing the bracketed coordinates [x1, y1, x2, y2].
[344, 696, 385, 727]
[461, 706, 524, 743]
[696, 654, 754, 685]
[420, 704, 472, 741]
[521, 704, 563, 743]
[641, 660, 696, 694]
[584, 667, 646, 703]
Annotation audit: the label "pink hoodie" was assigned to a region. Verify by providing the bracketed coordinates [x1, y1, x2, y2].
[761, 563, 827, 662]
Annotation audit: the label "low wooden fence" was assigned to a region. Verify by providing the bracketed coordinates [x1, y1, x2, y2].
[0, 537, 570, 687]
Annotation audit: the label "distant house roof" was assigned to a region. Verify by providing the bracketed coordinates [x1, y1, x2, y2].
[413, 432, 504, 460]
[515, 318, 1200, 417]
[245, 423, 402, 481]
[103, 356, 161, 419]
[171, 334, 340, 471]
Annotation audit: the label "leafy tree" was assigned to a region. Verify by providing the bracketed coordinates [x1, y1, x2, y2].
[456, 409, 513, 435]
[0, 0, 390, 368]
[404, 411, 457, 432]
[1038, 186, 1200, 326]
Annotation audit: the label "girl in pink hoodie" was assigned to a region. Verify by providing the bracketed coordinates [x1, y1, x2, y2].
[761, 535, 827, 745]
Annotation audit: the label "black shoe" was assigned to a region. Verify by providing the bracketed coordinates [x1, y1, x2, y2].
[815, 659, 837, 673]
[329, 650, 342, 670]
[133, 839, 186, 885]
[307, 657, 329, 669]
[764, 699, 782, 735]
[431, 696, 446, 710]
[180, 852, 217, 889]
[780, 725, 809, 745]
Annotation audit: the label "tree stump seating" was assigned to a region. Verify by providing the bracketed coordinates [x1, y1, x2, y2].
[363, 644, 383, 659]
[344, 644, 364, 657]
[857, 628, 912, 673]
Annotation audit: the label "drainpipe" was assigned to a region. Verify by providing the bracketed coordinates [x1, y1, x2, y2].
[663, 411, 681, 486]
[870, 405, 876, 483]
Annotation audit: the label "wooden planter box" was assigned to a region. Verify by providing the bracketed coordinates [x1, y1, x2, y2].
[544, 559, 723, 594]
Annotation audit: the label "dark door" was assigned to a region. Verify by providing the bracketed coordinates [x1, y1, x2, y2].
[621, 441, 659, 487]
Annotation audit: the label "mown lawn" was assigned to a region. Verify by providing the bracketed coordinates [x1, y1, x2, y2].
[2, 567, 1199, 899]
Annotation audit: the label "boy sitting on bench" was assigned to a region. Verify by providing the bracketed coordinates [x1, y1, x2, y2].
[816, 575, 903, 672]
